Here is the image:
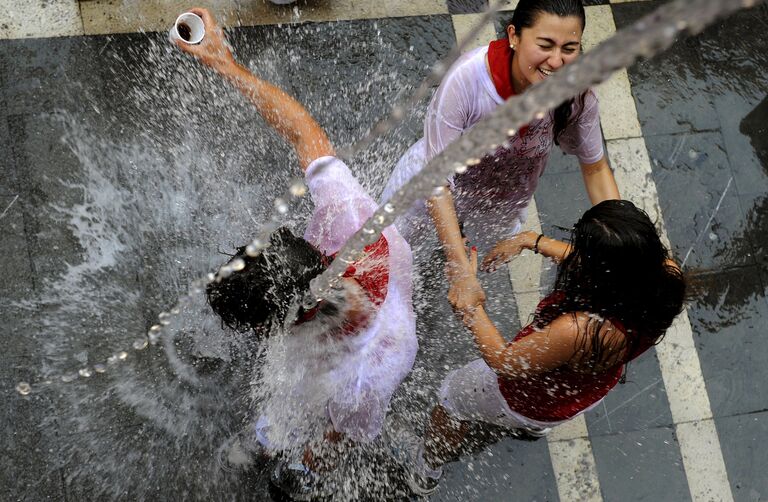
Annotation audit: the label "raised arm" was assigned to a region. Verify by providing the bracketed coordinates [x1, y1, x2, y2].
[580, 155, 620, 204]
[448, 247, 579, 379]
[174, 8, 333, 170]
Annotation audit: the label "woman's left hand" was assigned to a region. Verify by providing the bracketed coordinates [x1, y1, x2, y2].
[447, 246, 485, 314]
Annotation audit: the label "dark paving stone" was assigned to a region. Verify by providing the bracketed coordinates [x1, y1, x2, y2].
[1, 358, 66, 502]
[586, 348, 674, 435]
[591, 426, 691, 502]
[446, 0, 488, 15]
[687, 266, 768, 417]
[0, 116, 17, 195]
[436, 437, 559, 502]
[715, 411, 768, 502]
[0, 194, 34, 300]
[613, 1, 721, 136]
[740, 192, 768, 269]
[645, 131, 755, 271]
[714, 93, 768, 199]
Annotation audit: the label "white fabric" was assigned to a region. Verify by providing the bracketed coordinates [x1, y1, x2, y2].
[439, 358, 565, 431]
[255, 156, 417, 449]
[381, 45, 604, 246]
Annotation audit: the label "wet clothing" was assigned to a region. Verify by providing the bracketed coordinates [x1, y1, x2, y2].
[255, 156, 417, 448]
[442, 293, 654, 425]
[381, 40, 604, 248]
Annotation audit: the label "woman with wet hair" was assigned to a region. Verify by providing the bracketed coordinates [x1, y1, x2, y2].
[174, 9, 417, 498]
[401, 200, 685, 493]
[382, 0, 620, 309]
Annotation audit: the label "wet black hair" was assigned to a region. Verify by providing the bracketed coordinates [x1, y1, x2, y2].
[534, 200, 686, 367]
[205, 227, 328, 337]
[509, 0, 587, 143]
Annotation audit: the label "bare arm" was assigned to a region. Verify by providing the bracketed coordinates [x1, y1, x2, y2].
[580, 155, 620, 204]
[174, 8, 333, 171]
[429, 190, 486, 309]
[460, 306, 580, 379]
[481, 230, 572, 272]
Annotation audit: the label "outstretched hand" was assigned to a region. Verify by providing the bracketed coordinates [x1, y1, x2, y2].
[173, 8, 235, 72]
[447, 246, 486, 315]
[481, 231, 535, 272]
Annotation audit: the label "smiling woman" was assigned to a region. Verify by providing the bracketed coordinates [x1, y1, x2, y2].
[381, 0, 620, 312]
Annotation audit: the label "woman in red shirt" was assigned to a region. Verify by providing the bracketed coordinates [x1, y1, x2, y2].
[407, 200, 685, 493]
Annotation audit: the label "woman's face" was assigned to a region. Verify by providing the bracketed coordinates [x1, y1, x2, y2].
[508, 13, 583, 92]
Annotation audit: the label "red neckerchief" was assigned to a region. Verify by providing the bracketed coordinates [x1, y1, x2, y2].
[295, 235, 390, 333]
[488, 38, 529, 138]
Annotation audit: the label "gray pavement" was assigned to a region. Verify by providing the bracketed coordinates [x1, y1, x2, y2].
[1, 0, 767, 500]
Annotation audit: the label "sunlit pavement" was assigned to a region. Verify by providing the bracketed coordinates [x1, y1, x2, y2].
[1, 1, 767, 500]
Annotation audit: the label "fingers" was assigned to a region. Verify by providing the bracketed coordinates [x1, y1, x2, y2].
[189, 7, 215, 26]
[469, 246, 478, 274]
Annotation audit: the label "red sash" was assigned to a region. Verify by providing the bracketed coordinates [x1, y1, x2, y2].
[487, 38, 529, 138]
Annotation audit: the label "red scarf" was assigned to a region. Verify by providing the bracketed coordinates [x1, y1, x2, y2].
[487, 38, 529, 138]
[295, 236, 390, 329]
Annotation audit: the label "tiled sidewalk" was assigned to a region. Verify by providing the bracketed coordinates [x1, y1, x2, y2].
[2, 1, 767, 501]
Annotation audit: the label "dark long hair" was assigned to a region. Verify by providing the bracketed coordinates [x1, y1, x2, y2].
[205, 227, 328, 336]
[509, 0, 587, 143]
[534, 200, 686, 367]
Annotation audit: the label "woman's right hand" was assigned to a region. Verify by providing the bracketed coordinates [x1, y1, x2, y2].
[173, 8, 236, 72]
[481, 231, 536, 272]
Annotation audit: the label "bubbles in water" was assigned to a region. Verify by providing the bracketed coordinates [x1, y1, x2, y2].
[289, 179, 307, 197]
[79, 368, 92, 378]
[16, 382, 31, 396]
[132, 338, 149, 350]
[230, 257, 246, 271]
[274, 197, 289, 214]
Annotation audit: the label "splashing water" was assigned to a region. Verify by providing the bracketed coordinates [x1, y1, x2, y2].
[8, 0, 765, 499]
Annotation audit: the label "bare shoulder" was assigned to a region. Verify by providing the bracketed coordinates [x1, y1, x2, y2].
[549, 312, 629, 369]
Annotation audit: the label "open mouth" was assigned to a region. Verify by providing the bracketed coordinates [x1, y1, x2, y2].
[538, 67, 553, 78]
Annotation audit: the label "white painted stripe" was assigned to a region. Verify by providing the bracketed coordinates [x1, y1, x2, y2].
[607, 136, 734, 502]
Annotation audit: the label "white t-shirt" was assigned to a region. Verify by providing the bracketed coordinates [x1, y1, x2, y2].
[382, 45, 604, 247]
[255, 156, 417, 449]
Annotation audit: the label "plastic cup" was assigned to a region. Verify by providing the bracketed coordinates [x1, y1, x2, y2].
[168, 12, 205, 45]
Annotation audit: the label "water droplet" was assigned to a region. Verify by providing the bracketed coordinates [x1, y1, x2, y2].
[708, 232, 718, 241]
[274, 198, 289, 214]
[363, 227, 375, 234]
[133, 338, 148, 351]
[391, 107, 404, 120]
[507, 129, 517, 136]
[158, 312, 170, 321]
[466, 158, 481, 166]
[289, 179, 307, 197]
[375, 214, 385, 224]
[230, 257, 246, 271]
[535, 111, 546, 119]
[688, 149, 699, 160]
[16, 382, 31, 396]
[383, 203, 395, 213]
[206, 272, 216, 281]
[78, 368, 92, 378]
[107, 355, 119, 365]
[218, 265, 233, 279]
[245, 244, 259, 257]
[94, 364, 107, 373]
[61, 374, 77, 383]
[454, 164, 468, 174]
[149, 325, 162, 334]
[117, 351, 128, 360]
[432, 186, 446, 196]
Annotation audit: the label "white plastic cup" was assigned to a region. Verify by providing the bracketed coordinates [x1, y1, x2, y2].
[168, 12, 205, 45]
